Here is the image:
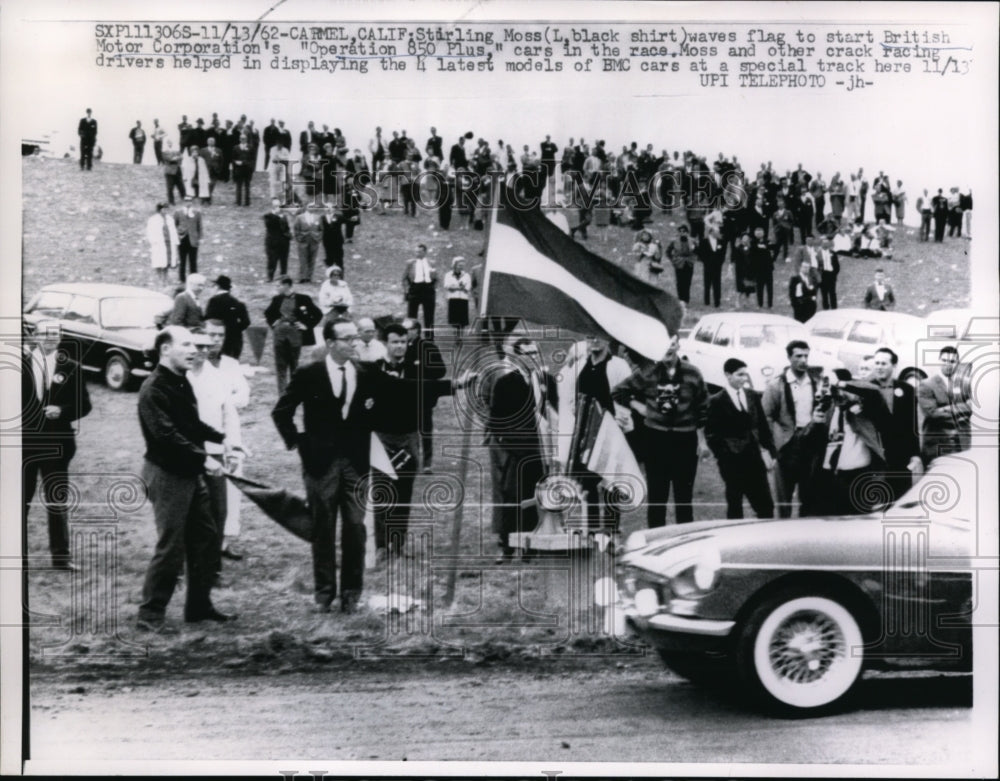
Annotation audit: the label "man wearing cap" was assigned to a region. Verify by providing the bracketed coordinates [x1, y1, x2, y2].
[136, 326, 236, 631]
[78, 108, 97, 171]
[22, 322, 92, 571]
[402, 244, 438, 333]
[167, 273, 206, 329]
[705, 358, 776, 519]
[204, 275, 251, 360]
[174, 196, 203, 282]
[292, 206, 323, 284]
[264, 276, 323, 394]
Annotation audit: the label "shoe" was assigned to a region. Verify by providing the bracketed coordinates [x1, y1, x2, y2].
[184, 608, 237, 623]
[340, 591, 360, 614]
[221, 547, 243, 561]
[422, 466, 433, 474]
[136, 616, 167, 633]
[53, 561, 81, 572]
[310, 602, 332, 614]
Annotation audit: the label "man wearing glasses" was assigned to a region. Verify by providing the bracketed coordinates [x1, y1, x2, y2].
[272, 318, 382, 614]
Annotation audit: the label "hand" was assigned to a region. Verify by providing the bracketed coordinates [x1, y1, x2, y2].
[761, 449, 775, 471]
[697, 438, 712, 460]
[43, 405, 61, 420]
[907, 456, 924, 474]
[811, 407, 828, 424]
[204, 456, 224, 476]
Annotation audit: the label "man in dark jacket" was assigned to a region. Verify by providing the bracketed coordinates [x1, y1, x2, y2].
[204, 275, 251, 360]
[22, 323, 92, 570]
[264, 277, 323, 394]
[705, 358, 775, 519]
[263, 199, 292, 282]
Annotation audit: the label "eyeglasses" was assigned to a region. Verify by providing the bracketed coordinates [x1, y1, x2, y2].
[334, 336, 362, 343]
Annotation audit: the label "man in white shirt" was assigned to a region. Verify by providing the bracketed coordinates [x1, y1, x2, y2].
[355, 317, 387, 365]
[187, 328, 243, 582]
[402, 243, 438, 334]
[201, 318, 251, 559]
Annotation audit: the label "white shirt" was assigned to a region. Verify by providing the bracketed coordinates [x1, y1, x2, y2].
[326, 355, 356, 417]
[188, 360, 239, 454]
[214, 354, 250, 409]
[30, 348, 56, 400]
[830, 408, 872, 471]
[356, 338, 387, 364]
[785, 368, 814, 428]
[412, 257, 432, 284]
[874, 282, 887, 300]
[727, 385, 748, 412]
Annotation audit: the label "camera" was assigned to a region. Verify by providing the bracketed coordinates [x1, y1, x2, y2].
[656, 382, 679, 414]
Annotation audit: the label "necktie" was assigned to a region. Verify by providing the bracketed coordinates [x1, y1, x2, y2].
[736, 390, 745, 412]
[335, 366, 346, 403]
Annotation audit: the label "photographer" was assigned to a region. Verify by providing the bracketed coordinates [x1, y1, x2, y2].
[612, 334, 709, 527]
[815, 372, 891, 515]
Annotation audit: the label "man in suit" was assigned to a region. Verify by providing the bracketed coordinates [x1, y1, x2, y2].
[481, 337, 557, 560]
[697, 226, 726, 308]
[749, 225, 775, 309]
[449, 135, 469, 170]
[272, 318, 381, 612]
[918, 346, 972, 463]
[863, 268, 896, 311]
[299, 121, 319, 158]
[402, 318, 447, 472]
[263, 199, 292, 282]
[78, 108, 98, 170]
[425, 126, 443, 160]
[232, 136, 255, 206]
[128, 120, 146, 164]
[167, 273, 206, 329]
[137, 327, 236, 631]
[264, 276, 323, 394]
[816, 237, 840, 310]
[204, 275, 251, 360]
[788, 257, 819, 323]
[199, 137, 225, 204]
[292, 206, 323, 284]
[174, 197, 203, 282]
[321, 203, 345, 272]
[870, 347, 923, 501]
[22, 323, 92, 570]
[162, 140, 185, 205]
[705, 358, 775, 519]
[762, 340, 828, 518]
[402, 243, 438, 333]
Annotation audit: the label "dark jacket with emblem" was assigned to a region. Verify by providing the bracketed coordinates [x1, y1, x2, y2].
[264, 292, 323, 347]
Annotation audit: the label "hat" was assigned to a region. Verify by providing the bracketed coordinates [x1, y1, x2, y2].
[326, 266, 343, 277]
[214, 274, 232, 290]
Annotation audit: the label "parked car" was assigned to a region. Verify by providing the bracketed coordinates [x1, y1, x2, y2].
[805, 308, 927, 383]
[678, 312, 843, 390]
[602, 449, 986, 716]
[23, 283, 173, 390]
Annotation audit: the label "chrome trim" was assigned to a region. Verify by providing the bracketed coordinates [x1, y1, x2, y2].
[647, 614, 735, 637]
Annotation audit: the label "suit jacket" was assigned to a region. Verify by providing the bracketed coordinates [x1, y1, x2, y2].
[264, 292, 323, 347]
[706, 388, 775, 461]
[263, 211, 291, 248]
[167, 292, 203, 329]
[816, 248, 841, 276]
[696, 236, 726, 267]
[232, 144, 255, 175]
[879, 380, 920, 471]
[762, 367, 823, 453]
[917, 374, 971, 436]
[21, 349, 92, 462]
[271, 359, 381, 476]
[402, 257, 439, 296]
[293, 212, 323, 245]
[788, 274, 818, 308]
[200, 146, 225, 178]
[174, 209, 203, 246]
[486, 366, 558, 451]
[863, 283, 895, 311]
[299, 128, 318, 155]
[204, 292, 251, 355]
[78, 117, 98, 142]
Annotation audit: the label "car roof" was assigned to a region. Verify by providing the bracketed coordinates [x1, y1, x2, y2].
[808, 308, 924, 325]
[693, 312, 801, 326]
[33, 283, 172, 300]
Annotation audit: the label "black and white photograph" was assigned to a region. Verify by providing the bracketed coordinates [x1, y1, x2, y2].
[1, 0, 998, 777]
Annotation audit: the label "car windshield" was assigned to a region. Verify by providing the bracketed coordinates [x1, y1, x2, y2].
[739, 324, 802, 349]
[101, 297, 168, 329]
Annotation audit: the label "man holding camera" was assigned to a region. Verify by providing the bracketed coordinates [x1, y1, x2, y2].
[762, 340, 828, 518]
[612, 334, 709, 526]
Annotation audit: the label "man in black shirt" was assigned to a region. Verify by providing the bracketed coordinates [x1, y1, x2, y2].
[204, 275, 251, 360]
[136, 326, 236, 631]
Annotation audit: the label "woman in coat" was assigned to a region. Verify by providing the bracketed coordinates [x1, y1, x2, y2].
[146, 202, 179, 283]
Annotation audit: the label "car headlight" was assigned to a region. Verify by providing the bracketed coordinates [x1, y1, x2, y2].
[634, 588, 660, 617]
[661, 542, 722, 597]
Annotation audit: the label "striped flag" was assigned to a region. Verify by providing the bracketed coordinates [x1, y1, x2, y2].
[481, 185, 682, 360]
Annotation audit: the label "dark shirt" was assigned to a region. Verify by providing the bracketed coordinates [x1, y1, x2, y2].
[138, 365, 225, 476]
[577, 355, 614, 412]
[612, 359, 708, 432]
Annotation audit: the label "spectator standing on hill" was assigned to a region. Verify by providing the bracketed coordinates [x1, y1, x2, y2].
[403, 243, 438, 333]
[129, 121, 146, 164]
[147, 202, 179, 283]
[264, 276, 323, 395]
[666, 225, 697, 305]
[863, 268, 895, 311]
[78, 108, 97, 171]
[152, 119, 166, 164]
[162, 140, 185, 205]
[174, 197, 203, 281]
